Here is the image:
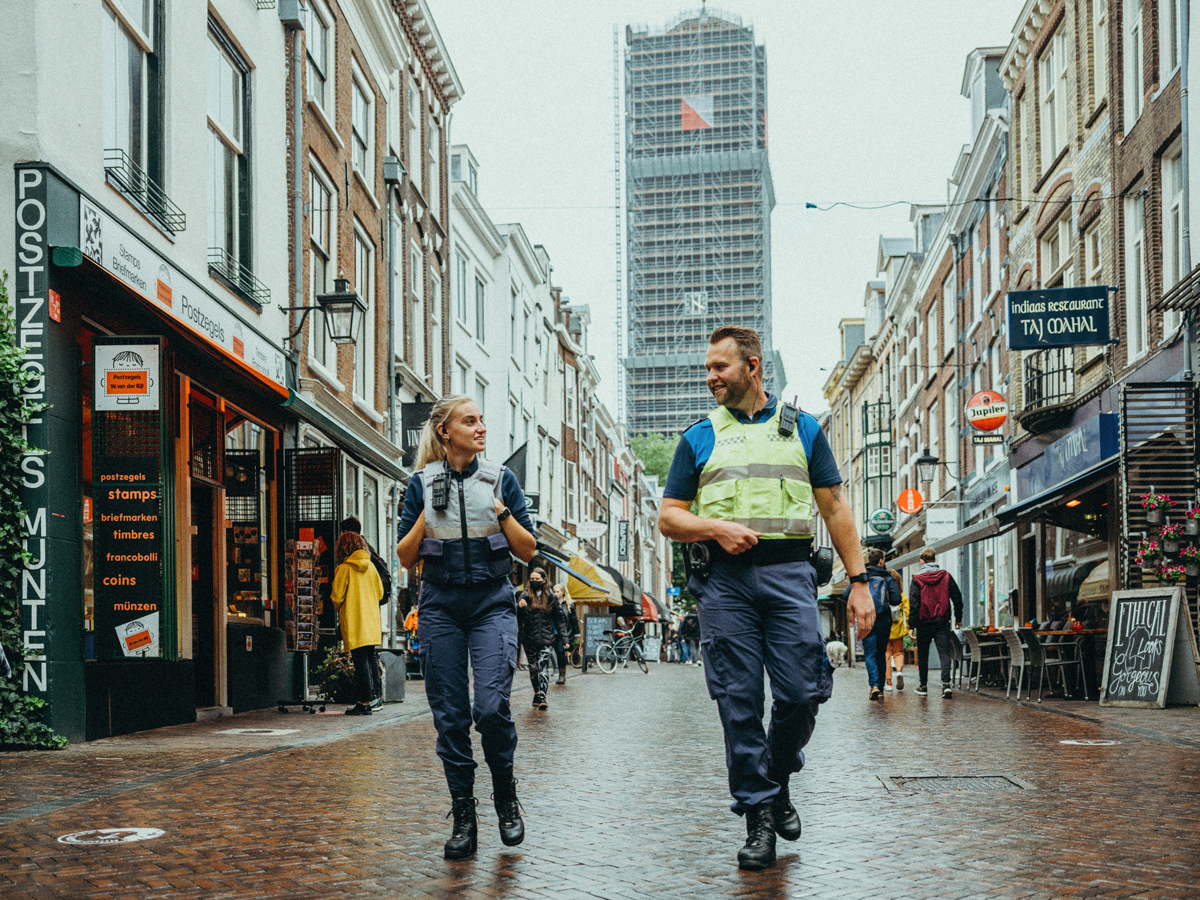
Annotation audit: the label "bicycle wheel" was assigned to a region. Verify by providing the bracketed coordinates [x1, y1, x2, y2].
[595, 642, 618, 673]
[631, 644, 648, 674]
[569, 646, 582, 669]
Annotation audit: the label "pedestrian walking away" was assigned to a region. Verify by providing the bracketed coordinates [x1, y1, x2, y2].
[658, 326, 876, 871]
[397, 395, 538, 860]
[679, 610, 700, 664]
[339, 515, 393, 708]
[518, 568, 569, 708]
[331, 531, 384, 716]
[885, 567, 909, 692]
[908, 547, 964, 699]
[843, 548, 897, 701]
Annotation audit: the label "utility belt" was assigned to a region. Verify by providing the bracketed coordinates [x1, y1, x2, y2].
[685, 538, 828, 584]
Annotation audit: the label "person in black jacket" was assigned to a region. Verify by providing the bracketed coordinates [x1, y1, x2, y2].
[907, 547, 964, 699]
[842, 548, 900, 700]
[518, 568, 568, 709]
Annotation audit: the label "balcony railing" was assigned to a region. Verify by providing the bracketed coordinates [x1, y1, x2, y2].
[103, 148, 186, 234]
[208, 247, 270, 307]
[1019, 347, 1075, 433]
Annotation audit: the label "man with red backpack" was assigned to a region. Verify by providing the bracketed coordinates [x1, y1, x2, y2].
[908, 547, 963, 698]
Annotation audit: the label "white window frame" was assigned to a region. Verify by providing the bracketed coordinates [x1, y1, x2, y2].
[353, 225, 374, 402]
[428, 115, 441, 221]
[1125, 0, 1144, 127]
[410, 240, 425, 376]
[1162, 143, 1185, 334]
[351, 71, 371, 180]
[102, 0, 151, 171]
[942, 269, 955, 361]
[430, 270, 443, 390]
[454, 250, 469, 324]
[1039, 31, 1067, 170]
[1125, 189, 1148, 362]
[1041, 212, 1074, 287]
[1160, 0, 1181, 79]
[308, 160, 337, 371]
[305, 0, 333, 112]
[207, 24, 247, 268]
[1085, 221, 1106, 362]
[407, 82, 421, 193]
[1093, 0, 1108, 107]
[475, 275, 486, 342]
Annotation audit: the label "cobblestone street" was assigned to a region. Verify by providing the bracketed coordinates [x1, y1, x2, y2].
[3, 663, 1200, 899]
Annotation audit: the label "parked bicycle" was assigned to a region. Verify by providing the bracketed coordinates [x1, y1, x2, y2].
[595, 629, 648, 674]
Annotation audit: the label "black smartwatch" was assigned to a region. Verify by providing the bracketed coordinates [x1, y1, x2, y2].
[497, 507, 512, 522]
[847, 572, 870, 585]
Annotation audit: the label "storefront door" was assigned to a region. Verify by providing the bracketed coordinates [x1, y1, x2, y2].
[192, 483, 220, 708]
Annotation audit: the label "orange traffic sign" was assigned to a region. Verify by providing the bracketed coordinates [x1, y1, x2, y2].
[897, 488, 924, 515]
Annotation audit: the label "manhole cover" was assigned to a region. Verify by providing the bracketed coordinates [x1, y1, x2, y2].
[1060, 739, 1121, 746]
[882, 775, 1034, 793]
[58, 828, 164, 845]
[214, 728, 299, 736]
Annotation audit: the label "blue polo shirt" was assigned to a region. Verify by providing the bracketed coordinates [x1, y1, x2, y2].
[663, 395, 841, 502]
[398, 458, 535, 542]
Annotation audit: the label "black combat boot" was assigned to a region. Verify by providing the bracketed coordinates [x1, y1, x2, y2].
[771, 782, 802, 841]
[736, 803, 777, 871]
[443, 796, 478, 860]
[492, 778, 525, 847]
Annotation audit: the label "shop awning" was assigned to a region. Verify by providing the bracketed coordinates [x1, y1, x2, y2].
[642, 592, 673, 623]
[997, 458, 1118, 525]
[890, 514, 1014, 570]
[600, 565, 638, 605]
[537, 546, 604, 591]
[1076, 560, 1111, 604]
[283, 389, 409, 485]
[1047, 559, 1102, 605]
[565, 555, 621, 606]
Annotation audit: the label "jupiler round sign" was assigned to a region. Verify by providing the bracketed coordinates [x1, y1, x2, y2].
[869, 509, 895, 535]
[965, 390, 1008, 432]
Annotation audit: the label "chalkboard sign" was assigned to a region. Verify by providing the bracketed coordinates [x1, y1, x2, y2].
[1099, 587, 1200, 708]
[583, 614, 614, 662]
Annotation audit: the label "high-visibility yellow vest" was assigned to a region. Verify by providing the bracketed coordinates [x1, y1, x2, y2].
[693, 405, 815, 540]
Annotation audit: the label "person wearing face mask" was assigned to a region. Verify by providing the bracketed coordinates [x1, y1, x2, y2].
[397, 395, 537, 860]
[552, 583, 574, 683]
[517, 567, 569, 708]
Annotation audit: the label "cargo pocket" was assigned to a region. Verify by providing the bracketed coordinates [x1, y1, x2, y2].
[700, 639, 729, 701]
[487, 532, 510, 555]
[702, 479, 737, 519]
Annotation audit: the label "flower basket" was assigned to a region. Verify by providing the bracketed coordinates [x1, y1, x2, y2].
[1187, 563, 1200, 578]
[1143, 493, 1175, 525]
[1187, 519, 1199, 536]
[1179, 545, 1200, 563]
[1134, 539, 1162, 562]
[1147, 508, 1163, 525]
[1158, 564, 1187, 584]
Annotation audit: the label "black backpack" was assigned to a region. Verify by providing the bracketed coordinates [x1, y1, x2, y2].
[369, 545, 393, 605]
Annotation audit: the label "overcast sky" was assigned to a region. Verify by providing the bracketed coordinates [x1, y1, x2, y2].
[428, 1, 1018, 418]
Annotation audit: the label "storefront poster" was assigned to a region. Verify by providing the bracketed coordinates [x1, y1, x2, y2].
[925, 506, 957, 542]
[1008, 286, 1112, 350]
[79, 197, 287, 389]
[94, 341, 160, 411]
[400, 402, 434, 468]
[115, 611, 160, 658]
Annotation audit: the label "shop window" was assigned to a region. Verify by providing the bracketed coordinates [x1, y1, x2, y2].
[224, 444, 265, 625]
[284, 447, 343, 647]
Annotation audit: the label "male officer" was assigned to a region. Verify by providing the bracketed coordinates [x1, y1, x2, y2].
[659, 326, 876, 871]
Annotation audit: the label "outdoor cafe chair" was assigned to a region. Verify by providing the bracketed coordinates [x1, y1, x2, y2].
[961, 628, 1007, 692]
[1002, 628, 1030, 700]
[947, 630, 966, 688]
[1018, 627, 1086, 702]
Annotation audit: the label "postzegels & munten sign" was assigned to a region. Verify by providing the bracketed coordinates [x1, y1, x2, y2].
[1007, 285, 1112, 351]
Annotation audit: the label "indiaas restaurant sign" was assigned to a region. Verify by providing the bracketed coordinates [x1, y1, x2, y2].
[1007, 286, 1112, 351]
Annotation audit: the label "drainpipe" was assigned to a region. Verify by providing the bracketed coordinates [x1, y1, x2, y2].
[285, 11, 304, 357]
[1182, 0, 1193, 381]
[384, 158, 403, 445]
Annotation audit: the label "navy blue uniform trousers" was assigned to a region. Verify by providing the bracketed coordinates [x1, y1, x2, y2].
[418, 578, 518, 797]
[690, 558, 832, 813]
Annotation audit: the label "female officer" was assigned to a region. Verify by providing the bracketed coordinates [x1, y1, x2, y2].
[397, 395, 536, 860]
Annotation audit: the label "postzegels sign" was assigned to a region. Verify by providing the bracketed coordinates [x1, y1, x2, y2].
[1007, 286, 1112, 350]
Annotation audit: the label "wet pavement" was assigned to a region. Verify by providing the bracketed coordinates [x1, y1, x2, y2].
[2, 662, 1200, 899]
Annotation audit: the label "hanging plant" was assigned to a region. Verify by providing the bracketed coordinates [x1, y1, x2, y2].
[1158, 564, 1187, 584]
[1134, 538, 1161, 561]
[0, 272, 65, 750]
[1142, 493, 1176, 511]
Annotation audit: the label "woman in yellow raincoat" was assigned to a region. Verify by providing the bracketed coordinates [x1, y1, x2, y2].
[332, 531, 383, 715]
[885, 568, 909, 692]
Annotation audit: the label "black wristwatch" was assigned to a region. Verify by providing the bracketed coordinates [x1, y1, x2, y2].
[497, 507, 511, 522]
[847, 572, 870, 585]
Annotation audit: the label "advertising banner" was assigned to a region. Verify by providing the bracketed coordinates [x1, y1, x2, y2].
[1007, 286, 1112, 350]
[92, 336, 167, 659]
[400, 402, 433, 468]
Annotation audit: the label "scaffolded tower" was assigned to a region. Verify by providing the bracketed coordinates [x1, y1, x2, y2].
[624, 7, 783, 436]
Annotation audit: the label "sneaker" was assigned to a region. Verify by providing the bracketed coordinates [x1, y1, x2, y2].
[884, 683, 893, 692]
[537, 694, 548, 710]
[370, 697, 383, 710]
[532, 693, 544, 709]
[915, 685, 928, 696]
[895, 673, 904, 691]
[942, 687, 953, 699]
[344, 703, 372, 716]
[869, 687, 881, 701]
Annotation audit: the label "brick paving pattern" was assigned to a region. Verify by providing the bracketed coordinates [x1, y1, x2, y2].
[2, 663, 1199, 898]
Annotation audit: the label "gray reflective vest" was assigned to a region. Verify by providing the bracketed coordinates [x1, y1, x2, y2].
[420, 459, 512, 584]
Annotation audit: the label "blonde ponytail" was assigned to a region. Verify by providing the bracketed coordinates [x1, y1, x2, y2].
[412, 394, 476, 471]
